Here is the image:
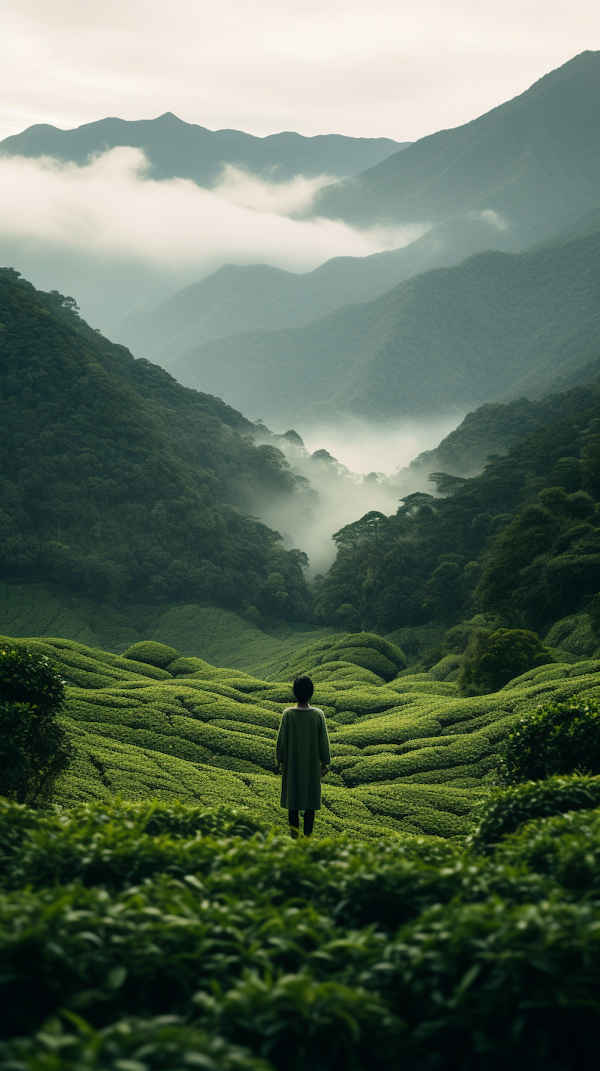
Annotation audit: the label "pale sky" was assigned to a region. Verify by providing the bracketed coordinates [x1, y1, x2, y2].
[1, 0, 599, 143]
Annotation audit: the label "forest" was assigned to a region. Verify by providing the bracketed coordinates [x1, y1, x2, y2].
[314, 381, 600, 650]
[0, 268, 311, 620]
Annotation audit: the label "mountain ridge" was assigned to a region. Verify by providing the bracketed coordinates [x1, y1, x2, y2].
[110, 52, 600, 363]
[0, 112, 408, 186]
[164, 228, 600, 426]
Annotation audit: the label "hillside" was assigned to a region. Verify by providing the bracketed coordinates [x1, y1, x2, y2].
[0, 112, 408, 186]
[0, 268, 312, 619]
[311, 51, 600, 235]
[165, 229, 600, 425]
[2, 633, 600, 1067]
[314, 380, 600, 645]
[109, 248, 425, 364]
[404, 382, 600, 480]
[2, 632, 598, 839]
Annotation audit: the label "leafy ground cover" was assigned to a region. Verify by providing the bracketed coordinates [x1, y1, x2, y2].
[1, 782, 600, 1070]
[2, 632, 599, 840]
[0, 584, 331, 675]
[1, 631, 600, 1068]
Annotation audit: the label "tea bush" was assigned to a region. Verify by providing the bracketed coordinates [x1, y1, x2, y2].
[500, 697, 600, 783]
[470, 773, 600, 851]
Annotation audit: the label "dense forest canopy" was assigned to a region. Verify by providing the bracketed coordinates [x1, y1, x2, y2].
[314, 382, 600, 638]
[0, 269, 311, 619]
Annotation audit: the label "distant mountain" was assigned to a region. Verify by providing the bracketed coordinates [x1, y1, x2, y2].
[109, 249, 425, 363]
[165, 229, 600, 426]
[0, 113, 408, 185]
[0, 268, 312, 619]
[310, 51, 600, 232]
[111, 53, 600, 365]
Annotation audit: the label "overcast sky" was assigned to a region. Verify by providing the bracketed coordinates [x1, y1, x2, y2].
[1, 0, 599, 143]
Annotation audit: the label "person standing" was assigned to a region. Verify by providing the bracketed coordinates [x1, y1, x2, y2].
[276, 675, 330, 837]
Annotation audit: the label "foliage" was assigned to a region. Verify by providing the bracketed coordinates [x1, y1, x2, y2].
[1, 794, 600, 1068]
[459, 628, 553, 694]
[274, 632, 406, 684]
[314, 387, 600, 640]
[499, 697, 600, 783]
[0, 1015, 270, 1071]
[0, 644, 71, 804]
[470, 773, 600, 851]
[493, 805, 600, 897]
[122, 642, 179, 669]
[0, 269, 311, 620]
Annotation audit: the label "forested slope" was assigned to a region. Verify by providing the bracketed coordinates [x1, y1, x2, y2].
[167, 230, 600, 425]
[311, 50, 600, 233]
[0, 269, 311, 618]
[315, 381, 600, 638]
[405, 382, 600, 478]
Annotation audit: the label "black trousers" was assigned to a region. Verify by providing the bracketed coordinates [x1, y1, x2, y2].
[288, 809, 315, 836]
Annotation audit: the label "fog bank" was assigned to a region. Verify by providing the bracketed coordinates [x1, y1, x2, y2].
[0, 148, 426, 325]
[256, 416, 463, 575]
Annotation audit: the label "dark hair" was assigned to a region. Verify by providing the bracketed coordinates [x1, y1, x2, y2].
[293, 675, 314, 703]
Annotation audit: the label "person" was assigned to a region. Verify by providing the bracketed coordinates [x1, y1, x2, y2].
[276, 674, 330, 838]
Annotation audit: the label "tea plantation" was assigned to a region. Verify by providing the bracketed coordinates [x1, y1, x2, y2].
[1, 630, 600, 1069]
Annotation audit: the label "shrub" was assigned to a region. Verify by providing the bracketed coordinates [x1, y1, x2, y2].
[0, 645, 71, 804]
[332, 633, 407, 670]
[470, 773, 600, 851]
[500, 697, 600, 783]
[122, 642, 179, 669]
[0, 1014, 270, 1071]
[459, 628, 553, 694]
[328, 647, 398, 681]
[493, 806, 600, 897]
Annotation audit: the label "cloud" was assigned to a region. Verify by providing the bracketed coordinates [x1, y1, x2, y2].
[467, 209, 508, 230]
[0, 148, 423, 274]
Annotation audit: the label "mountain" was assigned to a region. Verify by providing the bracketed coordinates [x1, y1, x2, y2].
[110, 53, 600, 366]
[108, 248, 425, 364]
[0, 268, 312, 619]
[0, 113, 408, 185]
[310, 51, 600, 233]
[405, 381, 600, 479]
[164, 229, 600, 426]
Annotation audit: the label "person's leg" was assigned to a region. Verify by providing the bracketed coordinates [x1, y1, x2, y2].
[288, 810, 299, 839]
[303, 809, 315, 836]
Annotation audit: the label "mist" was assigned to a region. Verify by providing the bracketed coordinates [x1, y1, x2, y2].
[255, 416, 463, 575]
[0, 148, 426, 326]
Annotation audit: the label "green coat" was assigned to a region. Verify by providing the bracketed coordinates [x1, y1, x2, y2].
[276, 706, 331, 810]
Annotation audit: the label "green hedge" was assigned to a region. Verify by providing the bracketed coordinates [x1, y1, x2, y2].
[122, 642, 180, 668]
[471, 774, 600, 851]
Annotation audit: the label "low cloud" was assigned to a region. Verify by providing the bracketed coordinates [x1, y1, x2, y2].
[256, 416, 462, 574]
[466, 208, 508, 230]
[0, 148, 424, 275]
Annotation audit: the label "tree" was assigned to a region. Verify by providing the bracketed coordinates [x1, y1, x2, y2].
[0, 645, 71, 804]
[459, 627, 552, 694]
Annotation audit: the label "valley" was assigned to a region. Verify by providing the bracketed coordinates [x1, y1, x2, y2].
[1, 44, 600, 1071]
